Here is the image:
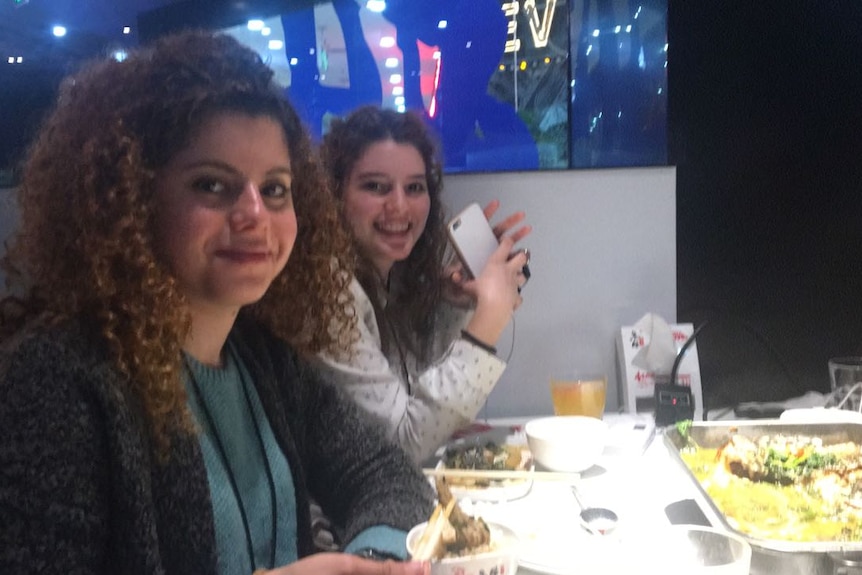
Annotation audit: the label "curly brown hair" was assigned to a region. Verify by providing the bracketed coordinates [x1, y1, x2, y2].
[0, 30, 355, 459]
[320, 106, 449, 363]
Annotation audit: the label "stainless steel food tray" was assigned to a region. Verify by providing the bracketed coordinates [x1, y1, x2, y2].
[663, 420, 862, 575]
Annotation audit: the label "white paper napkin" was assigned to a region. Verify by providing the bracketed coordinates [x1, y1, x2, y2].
[630, 312, 678, 377]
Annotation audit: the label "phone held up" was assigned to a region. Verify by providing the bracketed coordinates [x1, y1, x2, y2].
[446, 203, 499, 279]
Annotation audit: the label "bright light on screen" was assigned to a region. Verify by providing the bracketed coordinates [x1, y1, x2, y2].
[211, 0, 666, 173]
[223, 17, 291, 88]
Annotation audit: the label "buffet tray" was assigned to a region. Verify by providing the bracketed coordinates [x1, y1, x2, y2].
[663, 420, 862, 575]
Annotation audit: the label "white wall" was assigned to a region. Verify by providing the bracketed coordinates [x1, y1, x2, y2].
[444, 166, 677, 417]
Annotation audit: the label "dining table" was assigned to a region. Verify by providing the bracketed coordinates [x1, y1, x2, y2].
[437, 411, 740, 575]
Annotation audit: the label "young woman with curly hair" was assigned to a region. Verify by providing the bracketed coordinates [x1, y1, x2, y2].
[0, 31, 433, 575]
[317, 106, 531, 463]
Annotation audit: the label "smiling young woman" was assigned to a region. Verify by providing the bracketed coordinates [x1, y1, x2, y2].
[0, 30, 433, 575]
[317, 106, 532, 463]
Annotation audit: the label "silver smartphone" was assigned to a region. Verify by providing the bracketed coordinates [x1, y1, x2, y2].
[446, 202, 499, 279]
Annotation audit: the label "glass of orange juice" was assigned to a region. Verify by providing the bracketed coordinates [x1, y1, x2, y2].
[549, 374, 607, 419]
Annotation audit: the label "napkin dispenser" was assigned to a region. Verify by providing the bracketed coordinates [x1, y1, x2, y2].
[616, 313, 703, 422]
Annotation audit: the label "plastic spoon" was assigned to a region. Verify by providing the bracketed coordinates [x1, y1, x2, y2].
[571, 485, 619, 536]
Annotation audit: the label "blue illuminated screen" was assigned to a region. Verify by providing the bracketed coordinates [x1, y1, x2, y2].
[216, 1, 666, 173]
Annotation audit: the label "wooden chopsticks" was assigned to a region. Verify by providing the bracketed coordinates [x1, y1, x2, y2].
[412, 498, 456, 561]
[422, 467, 580, 482]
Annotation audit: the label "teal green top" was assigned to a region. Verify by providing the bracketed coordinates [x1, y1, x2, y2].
[185, 344, 412, 571]
[184, 344, 298, 573]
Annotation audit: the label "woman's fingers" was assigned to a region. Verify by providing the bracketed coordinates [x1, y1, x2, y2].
[441, 266, 475, 308]
[479, 200, 528, 238]
[491, 212, 527, 239]
[509, 247, 530, 302]
[478, 200, 531, 246]
[264, 553, 430, 575]
[494, 235, 517, 260]
[481, 199, 501, 221]
[505, 223, 532, 244]
[512, 248, 531, 291]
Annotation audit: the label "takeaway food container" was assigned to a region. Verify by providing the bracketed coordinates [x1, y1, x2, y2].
[664, 420, 862, 575]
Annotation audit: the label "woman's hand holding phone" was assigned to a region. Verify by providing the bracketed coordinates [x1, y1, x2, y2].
[461, 236, 530, 345]
[445, 199, 531, 300]
[444, 199, 531, 350]
[483, 199, 532, 292]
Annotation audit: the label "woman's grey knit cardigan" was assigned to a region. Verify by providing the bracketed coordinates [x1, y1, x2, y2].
[0, 315, 434, 574]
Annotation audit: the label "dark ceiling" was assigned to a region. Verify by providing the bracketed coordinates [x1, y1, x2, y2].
[0, 0, 322, 173]
[0, 1, 324, 73]
[0, 0, 186, 173]
[0, 0, 179, 72]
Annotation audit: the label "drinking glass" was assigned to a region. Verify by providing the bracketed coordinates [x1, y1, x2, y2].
[829, 357, 862, 412]
[664, 525, 752, 575]
[549, 374, 607, 419]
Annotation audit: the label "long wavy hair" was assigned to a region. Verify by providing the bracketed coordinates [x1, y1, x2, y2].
[320, 106, 448, 363]
[0, 30, 355, 460]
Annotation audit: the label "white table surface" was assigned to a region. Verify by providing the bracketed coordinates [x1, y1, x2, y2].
[455, 413, 734, 575]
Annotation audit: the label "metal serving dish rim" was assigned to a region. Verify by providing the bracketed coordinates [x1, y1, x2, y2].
[663, 419, 862, 554]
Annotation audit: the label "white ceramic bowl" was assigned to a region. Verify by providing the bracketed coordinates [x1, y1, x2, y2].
[525, 415, 608, 473]
[406, 520, 519, 575]
[659, 525, 752, 575]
